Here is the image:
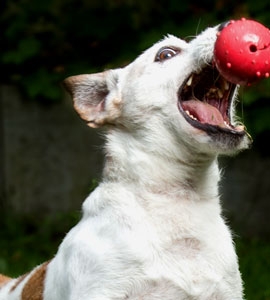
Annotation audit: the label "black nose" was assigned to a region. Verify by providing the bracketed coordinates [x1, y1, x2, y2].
[218, 21, 231, 32]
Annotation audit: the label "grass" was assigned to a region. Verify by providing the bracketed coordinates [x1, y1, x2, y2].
[0, 214, 269, 299]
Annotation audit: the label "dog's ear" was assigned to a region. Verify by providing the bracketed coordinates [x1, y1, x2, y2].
[63, 71, 121, 128]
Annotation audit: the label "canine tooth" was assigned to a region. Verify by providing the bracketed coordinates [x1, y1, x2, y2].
[222, 80, 230, 91]
[217, 89, 223, 98]
[185, 110, 197, 120]
[186, 76, 193, 86]
[224, 121, 231, 128]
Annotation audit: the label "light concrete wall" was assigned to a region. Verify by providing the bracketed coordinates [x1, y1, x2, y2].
[1, 85, 104, 214]
[220, 152, 270, 238]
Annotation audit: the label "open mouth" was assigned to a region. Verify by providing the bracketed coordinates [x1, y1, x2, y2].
[178, 66, 245, 135]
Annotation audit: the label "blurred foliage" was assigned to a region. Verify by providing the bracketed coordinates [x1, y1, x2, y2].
[237, 238, 270, 300]
[1, 0, 270, 135]
[0, 213, 80, 276]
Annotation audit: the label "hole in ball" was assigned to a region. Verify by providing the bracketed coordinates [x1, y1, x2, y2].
[249, 44, 257, 52]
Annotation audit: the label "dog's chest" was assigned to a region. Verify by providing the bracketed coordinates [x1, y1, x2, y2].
[45, 190, 235, 300]
[123, 278, 192, 299]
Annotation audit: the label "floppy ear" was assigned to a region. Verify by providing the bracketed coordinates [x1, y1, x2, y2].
[63, 70, 122, 128]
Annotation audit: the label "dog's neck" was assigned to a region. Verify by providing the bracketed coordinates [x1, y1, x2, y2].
[102, 130, 220, 202]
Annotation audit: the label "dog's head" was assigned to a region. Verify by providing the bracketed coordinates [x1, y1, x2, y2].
[64, 25, 251, 157]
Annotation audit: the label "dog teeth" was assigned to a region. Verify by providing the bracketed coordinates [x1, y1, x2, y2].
[185, 110, 197, 120]
[206, 87, 224, 100]
[217, 89, 223, 99]
[186, 75, 193, 86]
[222, 79, 230, 91]
[224, 121, 230, 127]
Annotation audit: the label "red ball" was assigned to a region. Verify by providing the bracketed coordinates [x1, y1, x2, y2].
[214, 18, 270, 85]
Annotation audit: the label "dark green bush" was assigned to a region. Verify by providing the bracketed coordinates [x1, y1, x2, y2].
[1, 0, 270, 136]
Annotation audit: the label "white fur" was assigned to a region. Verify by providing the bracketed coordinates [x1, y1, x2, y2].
[1, 25, 251, 299]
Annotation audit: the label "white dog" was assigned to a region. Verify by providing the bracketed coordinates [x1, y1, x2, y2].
[0, 23, 251, 299]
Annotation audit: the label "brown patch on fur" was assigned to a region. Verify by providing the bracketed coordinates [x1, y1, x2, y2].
[9, 272, 30, 292]
[21, 261, 50, 300]
[0, 274, 12, 287]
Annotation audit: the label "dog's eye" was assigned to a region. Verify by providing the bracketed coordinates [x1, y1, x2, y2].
[155, 47, 180, 62]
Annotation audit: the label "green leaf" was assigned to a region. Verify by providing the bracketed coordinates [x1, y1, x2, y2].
[2, 38, 41, 64]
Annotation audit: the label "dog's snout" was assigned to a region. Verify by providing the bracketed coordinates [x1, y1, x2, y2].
[217, 21, 231, 32]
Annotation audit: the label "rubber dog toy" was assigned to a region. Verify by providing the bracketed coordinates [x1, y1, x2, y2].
[214, 18, 270, 85]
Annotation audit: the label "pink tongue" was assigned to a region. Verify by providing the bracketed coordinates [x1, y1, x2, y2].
[182, 100, 225, 126]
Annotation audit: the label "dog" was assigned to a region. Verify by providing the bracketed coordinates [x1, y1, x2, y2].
[0, 22, 251, 299]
